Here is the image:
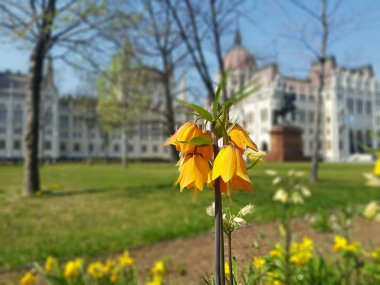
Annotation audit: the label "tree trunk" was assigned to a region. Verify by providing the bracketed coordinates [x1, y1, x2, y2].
[23, 0, 56, 196]
[310, 0, 327, 183]
[122, 127, 128, 167]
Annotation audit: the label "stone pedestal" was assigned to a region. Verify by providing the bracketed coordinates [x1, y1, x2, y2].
[266, 126, 306, 162]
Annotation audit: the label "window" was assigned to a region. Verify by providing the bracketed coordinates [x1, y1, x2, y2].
[247, 112, 254, 123]
[44, 108, 52, 125]
[141, 145, 147, 152]
[0, 113, 9, 132]
[128, 145, 133, 152]
[0, 127, 5, 133]
[357, 99, 363, 114]
[13, 140, 21, 150]
[44, 141, 51, 150]
[366, 101, 372, 114]
[347, 98, 354, 112]
[73, 143, 81, 152]
[298, 111, 305, 123]
[300, 94, 305, 102]
[13, 105, 23, 123]
[260, 108, 268, 122]
[88, 143, 94, 152]
[153, 145, 158, 152]
[60, 115, 69, 127]
[0, 140, 5, 150]
[308, 111, 314, 123]
[60, 143, 66, 152]
[113, 144, 120, 152]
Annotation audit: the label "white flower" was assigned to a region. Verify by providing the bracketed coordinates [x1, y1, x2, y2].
[206, 202, 215, 217]
[246, 150, 266, 163]
[363, 201, 379, 220]
[273, 188, 288, 203]
[222, 213, 228, 223]
[287, 170, 295, 177]
[272, 177, 282, 185]
[265, 169, 278, 176]
[291, 192, 304, 204]
[232, 216, 246, 227]
[239, 204, 254, 216]
[295, 171, 305, 177]
[300, 186, 311, 197]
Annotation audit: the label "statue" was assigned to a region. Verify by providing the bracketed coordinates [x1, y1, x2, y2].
[273, 93, 296, 125]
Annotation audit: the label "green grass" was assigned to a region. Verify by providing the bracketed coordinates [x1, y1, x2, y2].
[0, 162, 379, 269]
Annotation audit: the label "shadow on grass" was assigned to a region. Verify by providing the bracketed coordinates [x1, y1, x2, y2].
[41, 183, 175, 199]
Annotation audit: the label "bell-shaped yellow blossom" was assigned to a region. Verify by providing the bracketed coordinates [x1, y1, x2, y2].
[176, 153, 210, 191]
[224, 262, 230, 276]
[229, 124, 258, 153]
[44, 256, 56, 272]
[20, 271, 37, 285]
[165, 122, 213, 160]
[374, 154, 380, 176]
[210, 145, 251, 194]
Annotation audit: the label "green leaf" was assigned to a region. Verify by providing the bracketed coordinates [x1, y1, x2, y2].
[224, 81, 261, 109]
[177, 99, 213, 121]
[180, 136, 213, 146]
[213, 72, 228, 118]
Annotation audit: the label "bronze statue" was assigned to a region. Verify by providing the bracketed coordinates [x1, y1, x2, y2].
[273, 93, 296, 125]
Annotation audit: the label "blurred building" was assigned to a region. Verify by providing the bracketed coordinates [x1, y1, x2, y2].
[221, 30, 380, 162]
[0, 61, 189, 162]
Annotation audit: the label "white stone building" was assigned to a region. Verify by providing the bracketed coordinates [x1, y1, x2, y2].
[222, 30, 380, 161]
[0, 62, 189, 161]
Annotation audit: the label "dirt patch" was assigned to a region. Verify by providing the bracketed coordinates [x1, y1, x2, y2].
[1, 217, 380, 284]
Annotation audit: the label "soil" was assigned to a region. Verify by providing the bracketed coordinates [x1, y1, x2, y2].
[1, 217, 380, 285]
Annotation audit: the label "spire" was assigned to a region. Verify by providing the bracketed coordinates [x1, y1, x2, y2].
[234, 27, 242, 46]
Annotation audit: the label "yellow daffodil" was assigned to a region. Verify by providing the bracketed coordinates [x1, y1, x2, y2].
[229, 123, 258, 153]
[374, 154, 380, 176]
[118, 251, 134, 267]
[151, 261, 165, 276]
[333, 235, 348, 252]
[44, 256, 56, 273]
[64, 258, 83, 279]
[252, 256, 266, 269]
[270, 243, 284, 257]
[88, 261, 106, 279]
[290, 238, 314, 268]
[345, 241, 361, 253]
[210, 145, 251, 195]
[20, 271, 37, 285]
[176, 153, 210, 191]
[371, 247, 380, 261]
[224, 262, 230, 276]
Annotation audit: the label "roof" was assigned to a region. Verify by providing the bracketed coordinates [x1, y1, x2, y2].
[0, 73, 27, 90]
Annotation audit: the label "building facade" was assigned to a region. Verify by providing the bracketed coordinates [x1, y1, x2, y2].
[222, 30, 380, 161]
[0, 62, 188, 161]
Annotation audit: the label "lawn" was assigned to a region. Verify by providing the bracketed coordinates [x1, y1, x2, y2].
[0, 162, 379, 270]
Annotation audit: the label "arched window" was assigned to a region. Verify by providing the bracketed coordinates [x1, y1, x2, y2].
[261, 142, 268, 152]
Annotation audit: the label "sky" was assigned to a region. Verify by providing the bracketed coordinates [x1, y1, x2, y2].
[0, 0, 379, 95]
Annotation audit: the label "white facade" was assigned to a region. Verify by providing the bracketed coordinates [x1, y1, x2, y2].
[222, 31, 380, 162]
[0, 64, 189, 161]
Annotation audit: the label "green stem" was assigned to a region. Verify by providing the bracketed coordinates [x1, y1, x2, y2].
[227, 232, 233, 285]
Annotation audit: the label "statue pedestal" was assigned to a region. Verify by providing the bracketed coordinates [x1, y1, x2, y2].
[266, 126, 306, 162]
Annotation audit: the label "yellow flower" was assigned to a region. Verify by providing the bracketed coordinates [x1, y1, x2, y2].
[176, 153, 210, 191]
[229, 123, 258, 153]
[333, 235, 348, 252]
[88, 261, 106, 279]
[20, 271, 37, 285]
[224, 262, 230, 276]
[345, 241, 361, 253]
[252, 256, 266, 269]
[165, 122, 213, 160]
[64, 258, 83, 279]
[151, 261, 165, 276]
[270, 243, 284, 257]
[371, 247, 380, 261]
[210, 145, 251, 195]
[44, 256, 56, 272]
[374, 154, 380, 176]
[118, 251, 134, 267]
[289, 238, 314, 267]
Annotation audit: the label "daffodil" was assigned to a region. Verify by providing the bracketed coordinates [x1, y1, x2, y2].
[44, 256, 56, 273]
[64, 258, 83, 279]
[252, 256, 266, 269]
[374, 154, 380, 176]
[270, 243, 284, 257]
[333, 235, 348, 252]
[176, 153, 210, 191]
[290, 238, 314, 267]
[229, 123, 258, 153]
[20, 271, 37, 285]
[371, 247, 380, 261]
[210, 145, 251, 195]
[118, 251, 134, 267]
[151, 261, 165, 276]
[88, 261, 106, 279]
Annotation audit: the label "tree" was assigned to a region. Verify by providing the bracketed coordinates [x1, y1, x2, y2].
[97, 43, 146, 167]
[0, 1, 117, 196]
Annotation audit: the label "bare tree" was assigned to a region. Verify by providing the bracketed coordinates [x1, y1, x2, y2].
[0, 1, 119, 196]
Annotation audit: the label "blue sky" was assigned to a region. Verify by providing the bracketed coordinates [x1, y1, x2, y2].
[0, 0, 379, 95]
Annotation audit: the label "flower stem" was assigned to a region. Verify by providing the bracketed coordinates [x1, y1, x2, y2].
[227, 232, 233, 285]
[215, 180, 224, 285]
